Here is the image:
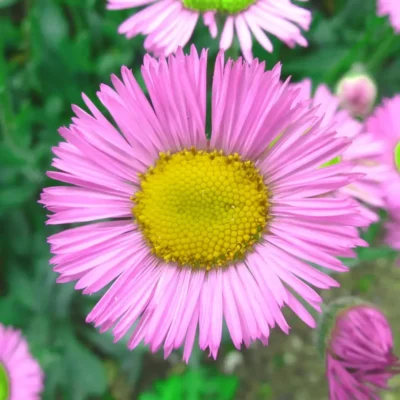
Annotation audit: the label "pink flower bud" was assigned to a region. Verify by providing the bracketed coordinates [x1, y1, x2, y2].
[336, 74, 377, 118]
[324, 301, 400, 400]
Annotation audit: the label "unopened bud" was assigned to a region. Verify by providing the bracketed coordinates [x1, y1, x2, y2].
[317, 298, 400, 399]
[336, 69, 377, 118]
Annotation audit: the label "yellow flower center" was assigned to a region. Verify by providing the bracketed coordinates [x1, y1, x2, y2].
[132, 148, 269, 270]
[182, 0, 255, 14]
[0, 363, 9, 400]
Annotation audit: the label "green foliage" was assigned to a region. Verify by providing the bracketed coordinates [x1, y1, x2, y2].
[138, 368, 239, 400]
[0, 1, 146, 398]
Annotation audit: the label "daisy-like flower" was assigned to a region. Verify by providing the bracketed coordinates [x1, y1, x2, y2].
[292, 79, 386, 224]
[0, 324, 43, 400]
[107, 0, 311, 62]
[324, 301, 400, 400]
[41, 47, 366, 362]
[378, 0, 400, 33]
[366, 95, 400, 253]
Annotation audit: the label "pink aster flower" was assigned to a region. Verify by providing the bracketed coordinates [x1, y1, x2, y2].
[326, 304, 400, 400]
[0, 324, 44, 400]
[41, 46, 366, 362]
[107, 0, 311, 62]
[378, 0, 400, 32]
[292, 79, 386, 224]
[366, 95, 400, 253]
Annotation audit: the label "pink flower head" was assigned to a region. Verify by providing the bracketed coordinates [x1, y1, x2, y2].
[292, 79, 386, 224]
[0, 324, 44, 400]
[378, 0, 400, 32]
[336, 74, 377, 118]
[41, 47, 366, 362]
[107, 0, 311, 62]
[366, 95, 400, 253]
[326, 305, 400, 400]
[385, 181, 400, 259]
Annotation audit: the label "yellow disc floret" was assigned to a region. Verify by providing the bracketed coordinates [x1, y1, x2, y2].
[132, 148, 269, 270]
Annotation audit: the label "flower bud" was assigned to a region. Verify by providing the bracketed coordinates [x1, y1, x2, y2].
[317, 298, 400, 400]
[336, 70, 377, 118]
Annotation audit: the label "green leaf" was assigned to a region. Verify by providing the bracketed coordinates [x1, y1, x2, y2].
[37, 1, 69, 47]
[64, 333, 108, 397]
[0, 144, 27, 167]
[357, 246, 397, 261]
[0, 185, 35, 213]
[0, 297, 28, 326]
[139, 368, 239, 400]
[7, 267, 36, 310]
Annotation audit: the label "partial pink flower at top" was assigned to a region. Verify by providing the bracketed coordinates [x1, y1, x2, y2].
[0, 324, 44, 400]
[107, 0, 311, 62]
[366, 95, 400, 253]
[326, 303, 400, 400]
[378, 0, 400, 32]
[40, 47, 366, 362]
[336, 73, 377, 118]
[292, 79, 386, 225]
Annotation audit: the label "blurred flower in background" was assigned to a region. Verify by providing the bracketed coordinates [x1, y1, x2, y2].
[384, 181, 400, 265]
[366, 95, 400, 255]
[336, 67, 377, 118]
[292, 79, 386, 224]
[0, 324, 44, 400]
[322, 300, 400, 400]
[378, 0, 400, 32]
[107, 0, 311, 61]
[40, 47, 365, 363]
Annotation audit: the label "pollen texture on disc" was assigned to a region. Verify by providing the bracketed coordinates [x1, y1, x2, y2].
[132, 148, 269, 270]
[182, 0, 256, 14]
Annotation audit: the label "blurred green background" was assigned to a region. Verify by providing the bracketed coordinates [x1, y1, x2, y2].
[1, 0, 400, 399]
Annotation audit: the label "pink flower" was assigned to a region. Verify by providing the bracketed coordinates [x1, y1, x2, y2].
[108, 0, 311, 62]
[385, 181, 400, 261]
[41, 47, 365, 362]
[293, 79, 386, 224]
[378, 0, 400, 32]
[326, 305, 400, 400]
[0, 324, 44, 400]
[336, 74, 377, 118]
[366, 95, 400, 253]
